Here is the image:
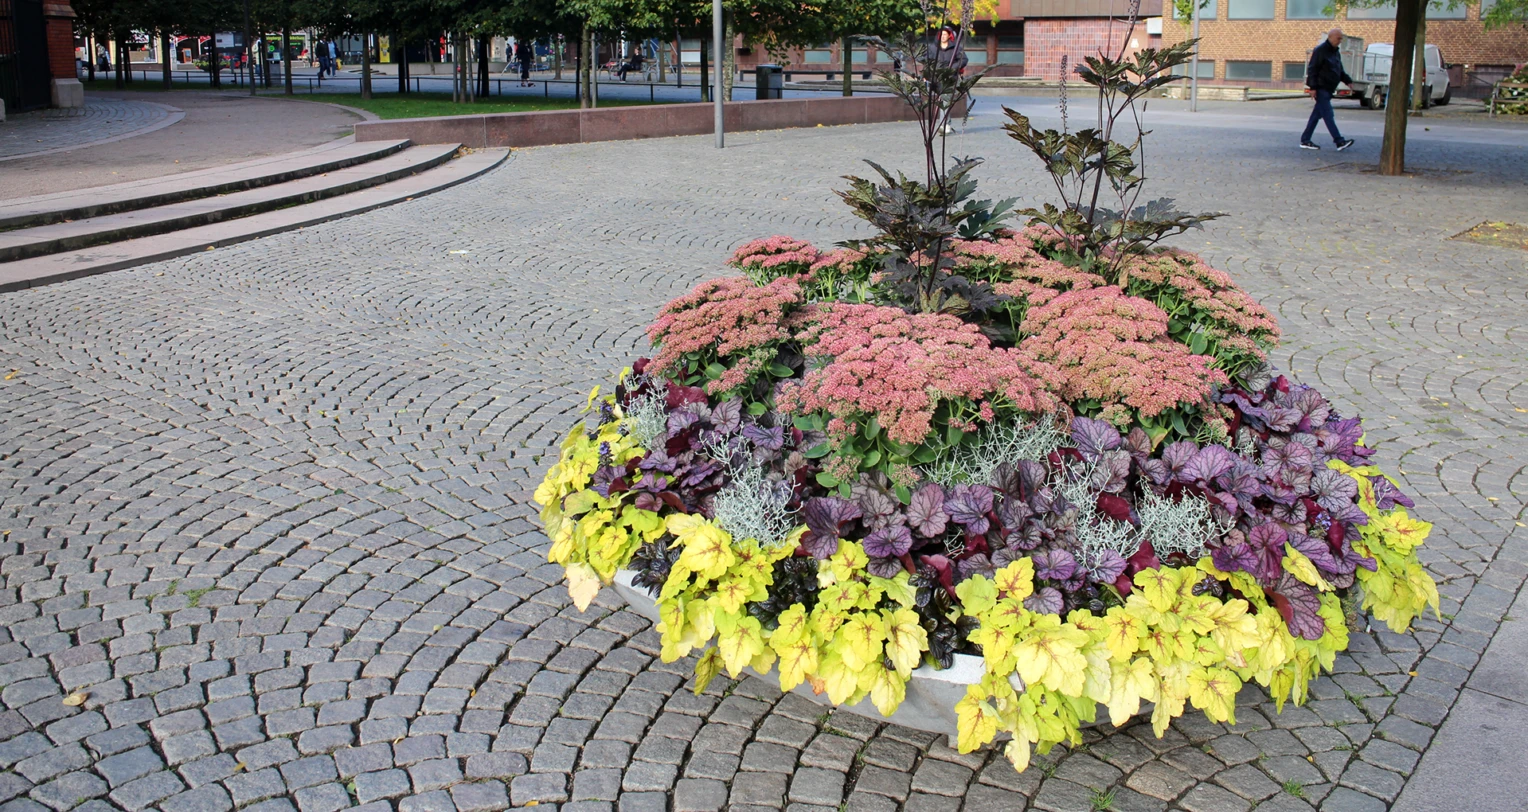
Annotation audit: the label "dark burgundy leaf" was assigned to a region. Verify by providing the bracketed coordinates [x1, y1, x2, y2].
[863, 525, 914, 558]
[1095, 493, 1135, 523]
[1124, 428, 1153, 460]
[1127, 540, 1162, 574]
[908, 483, 949, 538]
[1070, 417, 1122, 460]
[920, 554, 955, 593]
[1023, 586, 1065, 616]
[664, 382, 708, 410]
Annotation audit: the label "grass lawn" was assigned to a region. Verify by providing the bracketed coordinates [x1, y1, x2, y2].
[266, 92, 668, 119]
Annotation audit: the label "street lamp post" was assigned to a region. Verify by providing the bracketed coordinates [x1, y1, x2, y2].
[243, 0, 254, 95]
[713, 0, 724, 148]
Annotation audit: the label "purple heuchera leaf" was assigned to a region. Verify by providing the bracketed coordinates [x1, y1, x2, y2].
[741, 423, 784, 451]
[1124, 428, 1152, 460]
[1032, 548, 1077, 582]
[1370, 477, 1414, 510]
[1181, 445, 1237, 485]
[863, 525, 914, 558]
[1264, 407, 1302, 433]
[1212, 542, 1260, 576]
[991, 547, 1026, 569]
[1271, 573, 1326, 640]
[866, 556, 905, 579]
[802, 497, 862, 560]
[1290, 387, 1331, 427]
[945, 485, 994, 535]
[854, 485, 902, 532]
[1310, 469, 1359, 514]
[1089, 450, 1132, 494]
[1289, 532, 1340, 576]
[1023, 586, 1065, 616]
[908, 483, 949, 538]
[956, 554, 995, 582]
[1070, 417, 1122, 460]
[710, 400, 743, 434]
[1139, 458, 1172, 487]
[1248, 522, 1289, 583]
[1087, 549, 1127, 584]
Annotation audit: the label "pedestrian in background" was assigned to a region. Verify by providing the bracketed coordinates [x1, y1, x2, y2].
[1302, 28, 1356, 151]
[516, 41, 533, 87]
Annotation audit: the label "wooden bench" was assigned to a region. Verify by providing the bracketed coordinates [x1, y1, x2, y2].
[1489, 80, 1528, 116]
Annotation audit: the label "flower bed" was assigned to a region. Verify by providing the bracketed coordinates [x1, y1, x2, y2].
[535, 226, 1437, 770]
[535, 28, 1437, 771]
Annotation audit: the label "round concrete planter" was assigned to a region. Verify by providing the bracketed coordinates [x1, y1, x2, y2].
[610, 569, 981, 738]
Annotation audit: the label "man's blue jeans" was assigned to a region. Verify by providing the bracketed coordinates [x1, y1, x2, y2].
[1302, 89, 1343, 145]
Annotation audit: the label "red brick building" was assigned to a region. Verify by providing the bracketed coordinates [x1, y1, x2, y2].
[1160, 1, 1528, 93]
[0, 0, 80, 112]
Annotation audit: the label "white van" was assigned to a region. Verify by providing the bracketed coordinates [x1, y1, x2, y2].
[1363, 43, 1452, 106]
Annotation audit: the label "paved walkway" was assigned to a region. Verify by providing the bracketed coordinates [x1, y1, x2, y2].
[0, 98, 177, 161]
[0, 92, 364, 201]
[0, 98, 1524, 811]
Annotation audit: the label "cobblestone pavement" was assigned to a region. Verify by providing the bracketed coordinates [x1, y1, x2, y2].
[0, 99, 1525, 812]
[0, 99, 175, 161]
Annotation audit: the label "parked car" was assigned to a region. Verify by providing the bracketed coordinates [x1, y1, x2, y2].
[1362, 43, 1452, 107]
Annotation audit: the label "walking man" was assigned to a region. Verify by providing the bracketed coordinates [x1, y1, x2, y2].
[1302, 28, 1356, 151]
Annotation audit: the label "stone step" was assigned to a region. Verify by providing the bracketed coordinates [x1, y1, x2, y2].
[0, 144, 459, 262]
[0, 142, 458, 263]
[0, 138, 412, 231]
[0, 148, 509, 292]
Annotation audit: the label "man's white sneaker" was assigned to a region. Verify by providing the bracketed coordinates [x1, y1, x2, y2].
[1336, 138, 1355, 151]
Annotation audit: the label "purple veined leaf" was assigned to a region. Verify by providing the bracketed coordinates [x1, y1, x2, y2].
[1242, 362, 1274, 393]
[1261, 441, 1314, 480]
[866, 555, 905, 579]
[990, 462, 1023, 498]
[1016, 460, 1048, 495]
[1205, 491, 1239, 517]
[1289, 532, 1341, 576]
[991, 546, 1025, 569]
[1087, 549, 1127, 584]
[1223, 459, 1263, 503]
[1264, 407, 1302, 433]
[801, 530, 842, 560]
[1138, 458, 1172, 487]
[945, 485, 994, 535]
[637, 447, 681, 473]
[1211, 542, 1260, 576]
[802, 497, 862, 559]
[1023, 586, 1065, 616]
[1029, 486, 1057, 517]
[1270, 574, 1326, 641]
[1223, 392, 1274, 427]
[1270, 500, 1308, 525]
[1070, 417, 1122, 460]
[741, 423, 785, 451]
[1290, 387, 1332, 427]
[591, 466, 623, 498]
[863, 525, 914, 558]
[1344, 543, 1378, 573]
[1310, 469, 1360, 514]
[1248, 522, 1289, 551]
[1032, 547, 1077, 582]
[633, 492, 661, 512]
[666, 408, 703, 436]
[710, 399, 743, 434]
[1181, 445, 1237, 485]
[1322, 417, 1364, 453]
[956, 554, 995, 582]
[908, 483, 949, 538]
[1248, 522, 1289, 583]
[1013, 522, 1047, 551]
[1124, 427, 1152, 460]
[679, 460, 722, 489]
[1370, 476, 1415, 510]
[1329, 569, 1356, 589]
[854, 483, 903, 532]
[998, 497, 1033, 535]
[1327, 501, 1370, 527]
[1160, 441, 1199, 480]
[1089, 450, 1132, 494]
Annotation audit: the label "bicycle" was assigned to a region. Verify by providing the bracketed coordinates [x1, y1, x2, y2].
[605, 59, 655, 83]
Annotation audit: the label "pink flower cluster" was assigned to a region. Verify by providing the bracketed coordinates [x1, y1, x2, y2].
[953, 235, 1105, 307]
[1020, 287, 1226, 417]
[728, 236, 821, 275]
[778, 304, 1059, 445]
[809, 247, 869, 276]
[647, 276, 805, 392]
[1120, 251, 1282, 359]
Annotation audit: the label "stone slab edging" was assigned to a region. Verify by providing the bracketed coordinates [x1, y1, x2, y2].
[353, 95, 929, 149]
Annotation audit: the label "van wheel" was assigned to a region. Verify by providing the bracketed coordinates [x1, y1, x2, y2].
[1373, 90, 1386, 110]
[1438, 85, 1451, 105]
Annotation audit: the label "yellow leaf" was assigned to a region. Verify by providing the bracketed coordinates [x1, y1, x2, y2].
[566, 564, 600, 612]
[61, 692, 87, 707]
[993, 559, 1035, 601]
[869, 667, 907, 716]
[883, 608, 927, 678]
[955, 688, 999, 753]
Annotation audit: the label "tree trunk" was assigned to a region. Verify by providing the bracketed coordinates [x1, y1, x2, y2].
[283, 27, 293, 95]
[658, 38, 667, 83]
[361, 33, 372, 99]
[210, 33, 222, 89]
[722, 16, 734, 101]
[700, 37, 709, 102]
[591, 33, 599, 107]
[842, 35, 852, 96]
[161, 32, 172, 89]
[1411, 7, 1427, 110]
[1380, 0, 1422, 175]
[115, 34, 126, 88]
[479, 34, 490, 97]
[555, 37, 563, 80]
[580, 25, 592, 108]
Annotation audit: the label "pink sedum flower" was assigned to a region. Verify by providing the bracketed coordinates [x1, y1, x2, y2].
[728, 236, 822, 280]
[647, 276, 804, 393]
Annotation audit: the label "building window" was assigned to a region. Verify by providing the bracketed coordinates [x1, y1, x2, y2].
[1171, 60, 1215, 78]
[1427, 0, 1467, 18]
[996, 35, 1023, 65]
[803, 49, 834, 64]
[1226, 60, 1273, 81]
[967, 51, 989, 65]
[1347, 2, 1396, 18]
[1172, 0, 1218, 20]
[1286, 0, 1333, 19]
[1228, 0, 1274, 18]
[1283, 61, 1307, 81]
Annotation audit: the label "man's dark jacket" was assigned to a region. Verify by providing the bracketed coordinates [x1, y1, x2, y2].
[1306, 40, 1354, 92]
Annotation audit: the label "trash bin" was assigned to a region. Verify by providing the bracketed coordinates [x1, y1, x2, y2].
[756, 64, 783, 100]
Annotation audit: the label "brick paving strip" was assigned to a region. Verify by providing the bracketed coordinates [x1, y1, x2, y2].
[0, 98, 1523, 811]
[0, 99, 182, 163]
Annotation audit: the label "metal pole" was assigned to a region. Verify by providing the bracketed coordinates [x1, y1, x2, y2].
[243, 0, 254, 95]
[1190, 0, 1200, 112]
[713, 0, 724, 147]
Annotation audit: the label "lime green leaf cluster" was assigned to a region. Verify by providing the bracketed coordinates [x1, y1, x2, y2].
[1332, 460, 1441, 634]
[535, 387, 664, 610]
